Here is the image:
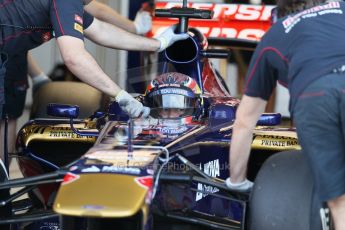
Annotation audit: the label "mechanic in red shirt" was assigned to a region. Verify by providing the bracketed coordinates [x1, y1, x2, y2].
[226, 0, 345, 228]
[0, 0, 187, 121]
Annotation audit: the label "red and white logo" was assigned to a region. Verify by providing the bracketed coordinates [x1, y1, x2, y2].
[75, 14, 83, 25]
[149, 2, 274, 41]
[41, 32, 51, 42]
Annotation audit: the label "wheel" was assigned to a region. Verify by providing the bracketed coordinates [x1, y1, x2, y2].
[248, 150, 323, 230]
[0, 160, 11, 230]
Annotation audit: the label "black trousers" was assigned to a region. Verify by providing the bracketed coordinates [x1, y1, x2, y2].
[294, 73, 345, 202]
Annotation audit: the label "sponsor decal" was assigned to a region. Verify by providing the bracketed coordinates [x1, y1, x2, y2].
[82, 205, 104, 210]
[41, 31, 51, 42]
[101, 166, 141, 174]
[160, 3, 273, 21]
[196, 159, 220, 201]
[260, 139, 298, 147]
[203, 159, 220, 177]
[196, 183, 220, 201]
[48, 130, 93, 139]
[74, 14, 83, 25]
[150, 88, 192, 97]
[39, 222, 59, 230]
[253, 135, 300, 148]
[81, 165, 101, 173]
[151, 2, 274, 40]
[282, 2, 341, 33]
[74, 23, 83, 34]
[160, 126, 188, 135]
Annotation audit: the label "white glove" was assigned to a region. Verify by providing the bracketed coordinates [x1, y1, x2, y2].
[225, 177, 253, 192]
[32, 73, 51, 95]
[155, 24, 189, 52]
[115, 90, 150, 118]
[134, 11, 152, 35]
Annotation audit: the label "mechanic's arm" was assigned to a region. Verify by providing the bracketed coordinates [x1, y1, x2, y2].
[84, 18, 188, 52]
[84, 18, 158, 51]
[56, 35, 121, 97]
[227, 96, 267, 188]
[56, 35, 149, 118]
[84, 1, 137, 34]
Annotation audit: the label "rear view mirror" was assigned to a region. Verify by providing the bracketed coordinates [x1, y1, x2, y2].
[47, 103, 79, 119]
[257, 113, 281, 126]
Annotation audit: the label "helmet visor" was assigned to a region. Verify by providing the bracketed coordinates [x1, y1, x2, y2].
[147, 93, 197, 119]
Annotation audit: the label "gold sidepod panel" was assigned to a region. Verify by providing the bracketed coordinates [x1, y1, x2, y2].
[54, 174, 148, 218]
[251, 127, 301, 151]
[19, 123, 97, 147]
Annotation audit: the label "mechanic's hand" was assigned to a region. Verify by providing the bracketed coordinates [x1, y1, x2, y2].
[115, 90, 150, 118]
[134, 11, 152, 35]
[225, 177, 253, 192]
[32, 73, 51, 96]
[155, 24, 189, 52]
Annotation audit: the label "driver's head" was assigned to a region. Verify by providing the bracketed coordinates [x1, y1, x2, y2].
[145, 72, 201, 119]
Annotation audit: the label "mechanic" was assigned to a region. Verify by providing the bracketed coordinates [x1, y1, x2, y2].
[225, 0, 345, 228]
[0, 0, 186, 118]
[0, 1, 153, 160]
[0, 0, 188, 162]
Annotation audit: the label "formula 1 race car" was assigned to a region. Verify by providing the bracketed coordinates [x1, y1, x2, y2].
[0, 1, 328, 230]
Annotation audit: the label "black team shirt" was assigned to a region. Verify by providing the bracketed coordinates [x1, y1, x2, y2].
[0, 0, 94, 54]
[244, 1, 345, 111]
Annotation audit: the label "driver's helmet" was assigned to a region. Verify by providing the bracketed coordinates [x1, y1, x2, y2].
[145, 72, 201, 119]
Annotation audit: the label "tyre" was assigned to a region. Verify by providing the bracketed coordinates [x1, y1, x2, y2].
[248, 150, 323, 230]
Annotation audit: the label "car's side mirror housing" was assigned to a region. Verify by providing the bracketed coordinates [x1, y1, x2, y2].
[257, 113, 281, 126]
[47, 103, 79, 119]
[208, 104, 236, 126]
[209, 103, 282, 127]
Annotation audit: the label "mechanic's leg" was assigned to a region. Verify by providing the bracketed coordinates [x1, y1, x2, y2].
[328, 73, 345, 230]
[327, 194, 345, 230]
[294, 74, 345, 230]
